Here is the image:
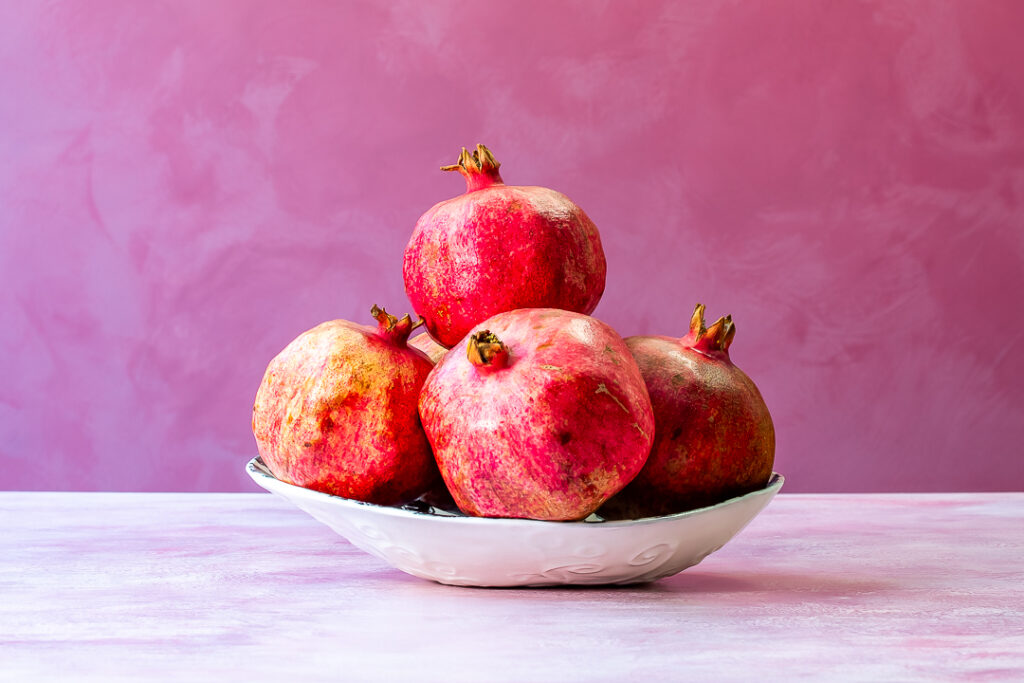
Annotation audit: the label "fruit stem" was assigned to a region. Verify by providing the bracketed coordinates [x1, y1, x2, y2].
[441, 144, 504, 192]
[371, 305, 420, 346]
[685, 303, 734, 359]
[467, 330, 510, 372]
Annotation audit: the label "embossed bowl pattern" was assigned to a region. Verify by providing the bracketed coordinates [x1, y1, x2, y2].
[246, 457, 784, 587]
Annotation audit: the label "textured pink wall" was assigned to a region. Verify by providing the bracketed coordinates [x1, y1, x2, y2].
[2, 1, 1022, 492]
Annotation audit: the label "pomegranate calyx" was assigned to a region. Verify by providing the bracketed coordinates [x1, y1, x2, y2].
[370, 304, 420, 346]
[685, 303, 734, 359]
[441, 144, 504, 192]
[688, 303, 708, 339]
[467, 330, 510, 371]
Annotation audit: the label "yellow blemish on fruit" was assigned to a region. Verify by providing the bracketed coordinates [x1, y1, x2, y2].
[595, 383, 629, 414]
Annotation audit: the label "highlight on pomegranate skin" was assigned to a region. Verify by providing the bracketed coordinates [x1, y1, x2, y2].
[418, 308, 655, 521]
[403, 144, 607, 348]
[600, 304, 776, 519]
[252, 306, 439, 505]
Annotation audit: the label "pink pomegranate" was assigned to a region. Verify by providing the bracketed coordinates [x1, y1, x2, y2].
[601, 304, 775, 519]
[252, 306, 438, 505]
[409, 332, 447, 364]
[418, 308, 654, 521]
[403, 144, 607, 347]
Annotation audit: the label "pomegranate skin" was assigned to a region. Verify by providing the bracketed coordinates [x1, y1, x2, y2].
[601, 305, 775, 519]
[252, 308, 438, 505]
[418, 308, 654, 521]
[403, 145, 606, 347]
[409, 332, 447, 364]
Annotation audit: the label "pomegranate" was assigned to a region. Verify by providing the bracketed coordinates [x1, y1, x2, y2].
[418, 308, 654, 521]
[601, 304, 775, 519]
[403, 144, 607, 347]
[409, 332, 447, 364]
[252, 306, 438, 505]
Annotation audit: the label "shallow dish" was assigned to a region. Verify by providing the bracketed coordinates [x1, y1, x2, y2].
[246, 457, 783, 587]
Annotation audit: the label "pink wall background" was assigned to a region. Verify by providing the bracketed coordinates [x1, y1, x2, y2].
[2, 1, 1023, 492]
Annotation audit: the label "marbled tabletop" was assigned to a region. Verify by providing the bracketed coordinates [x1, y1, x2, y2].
[2, 491, 1022, 682]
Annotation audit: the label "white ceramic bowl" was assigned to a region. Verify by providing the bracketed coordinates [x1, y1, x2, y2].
[246, 457, 783, 588]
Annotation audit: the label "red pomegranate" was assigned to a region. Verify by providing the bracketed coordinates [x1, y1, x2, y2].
[409, 332, 447, 364]
[601, 304, 775, 519]
[403, 144, 607, 347]
[252, 306, 438, 505]
[418, 308, 654, 521]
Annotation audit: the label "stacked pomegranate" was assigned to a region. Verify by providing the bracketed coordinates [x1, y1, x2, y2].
[253, 145, 774, 521]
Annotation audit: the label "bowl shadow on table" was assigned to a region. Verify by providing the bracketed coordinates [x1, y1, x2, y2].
[645, 570, 892, 598]
[443, 570, 893, 600]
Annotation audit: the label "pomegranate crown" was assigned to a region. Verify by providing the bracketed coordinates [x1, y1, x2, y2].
[370, 304, 421, 345]
[467, 329, 510, 371]
[441, 144, 504, 191]
[685, 303, 736, 359]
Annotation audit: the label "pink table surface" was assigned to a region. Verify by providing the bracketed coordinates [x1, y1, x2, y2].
[2, 492, 1023, 682]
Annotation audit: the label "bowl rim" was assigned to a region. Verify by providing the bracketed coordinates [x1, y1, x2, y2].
[246, 457, 784, 528]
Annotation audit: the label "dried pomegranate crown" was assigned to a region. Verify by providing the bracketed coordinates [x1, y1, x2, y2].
[467, 330, 510, 370]
[440, 144, 504, 191]
[686, 303, 735, 359]
[370, 304, 421, 345]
